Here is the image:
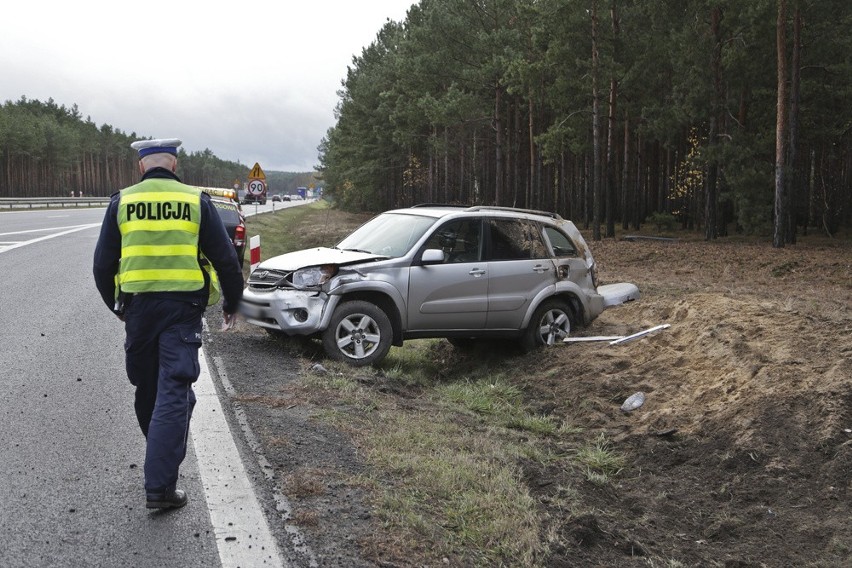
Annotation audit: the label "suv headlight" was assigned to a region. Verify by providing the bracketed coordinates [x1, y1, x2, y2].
[292, 265, 336, 288]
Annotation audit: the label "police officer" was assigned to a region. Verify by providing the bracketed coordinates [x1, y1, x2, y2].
[93, 138, 243, 509]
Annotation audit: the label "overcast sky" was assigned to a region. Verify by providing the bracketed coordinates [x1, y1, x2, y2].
[1, 1, 414, 172]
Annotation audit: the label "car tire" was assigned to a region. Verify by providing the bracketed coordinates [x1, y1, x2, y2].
[521, 299, 573, 351]
[322, 301, 393, 366]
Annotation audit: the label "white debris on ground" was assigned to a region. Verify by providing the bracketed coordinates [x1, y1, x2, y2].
[621, 392, 646, 412]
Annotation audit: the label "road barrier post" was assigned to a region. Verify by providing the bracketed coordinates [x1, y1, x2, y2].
[249, 235, 261, 271]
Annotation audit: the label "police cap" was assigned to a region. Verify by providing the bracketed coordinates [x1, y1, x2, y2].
[130, 138, 182, 158]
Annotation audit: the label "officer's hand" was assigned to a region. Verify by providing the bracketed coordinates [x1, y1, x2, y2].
[221, 311, 237, 331]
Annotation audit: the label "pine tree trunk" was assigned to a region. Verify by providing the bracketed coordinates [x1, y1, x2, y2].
[705, 5, 723, 241]
[527, 95, 534, 209]
[606, 77, 617, 238]
[773, 0, 789, 248]
[443, 127, 449, 203]
[786, 5, 802, 244]
[591, 0, 602, 240]
[634, 133, 642, 230]
[622, 110, 630, 230]
[514, 102, 520, 206]
[494, 82, 503, 205]
[605, 1, 619, 238]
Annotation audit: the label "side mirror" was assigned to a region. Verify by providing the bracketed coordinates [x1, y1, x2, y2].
[421, 249, 445, 265]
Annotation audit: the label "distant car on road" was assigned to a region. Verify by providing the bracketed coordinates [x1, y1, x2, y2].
[239, 204, 639, 366]
[272, 194, 292, 202]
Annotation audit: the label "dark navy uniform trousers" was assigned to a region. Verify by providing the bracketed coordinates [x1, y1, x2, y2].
[123, 295, 204, 494]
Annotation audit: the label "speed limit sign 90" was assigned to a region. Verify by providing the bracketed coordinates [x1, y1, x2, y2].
[248, 180, 266, 195]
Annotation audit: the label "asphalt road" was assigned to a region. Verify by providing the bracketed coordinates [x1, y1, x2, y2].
[0, 204, 310, 567]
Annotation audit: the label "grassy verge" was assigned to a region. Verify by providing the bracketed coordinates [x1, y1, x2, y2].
[243, 202, 624, 566]
[244, 199, 369, 258]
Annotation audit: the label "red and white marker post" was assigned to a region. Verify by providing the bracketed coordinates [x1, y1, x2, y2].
[249, 235, 261, 271]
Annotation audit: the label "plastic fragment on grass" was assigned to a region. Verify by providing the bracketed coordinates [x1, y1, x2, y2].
[610, 324, 671, 345]
[621, 392, 646, 412]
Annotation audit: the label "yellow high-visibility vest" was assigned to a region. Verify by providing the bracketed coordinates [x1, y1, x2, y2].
[117, 179, 220, 305]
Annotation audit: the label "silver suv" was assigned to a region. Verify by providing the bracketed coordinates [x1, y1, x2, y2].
[239, 205, 639, 366]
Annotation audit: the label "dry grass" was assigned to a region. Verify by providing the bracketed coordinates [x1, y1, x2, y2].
[280, 468, 328, 498]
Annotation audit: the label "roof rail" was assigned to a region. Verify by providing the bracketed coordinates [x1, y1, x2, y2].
[408, 203, 564, 220]
[409, 203, 469, 209]
[463, 205, 563, 220]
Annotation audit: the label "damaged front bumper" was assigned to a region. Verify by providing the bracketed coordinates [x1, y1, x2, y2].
[238, 288, 332, 336]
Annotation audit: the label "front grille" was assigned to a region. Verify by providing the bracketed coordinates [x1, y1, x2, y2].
[248, 269, 290, 291]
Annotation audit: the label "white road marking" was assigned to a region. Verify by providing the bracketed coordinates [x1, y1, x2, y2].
[0, 223, 101, 254]
[193, 350, 287, 567]
[212, 356, 319, 567]
[0, 223, 99, 236]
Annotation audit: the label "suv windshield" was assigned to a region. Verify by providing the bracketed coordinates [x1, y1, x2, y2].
[335, 213, 438, 258]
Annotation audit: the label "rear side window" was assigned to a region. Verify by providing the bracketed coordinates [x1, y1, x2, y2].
[486, 219, 548, 260]
[212, 201, 240, 225]
[543, 227, 578, 257]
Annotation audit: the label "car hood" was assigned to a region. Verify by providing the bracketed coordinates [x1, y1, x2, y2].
[257, 247, 384, 271]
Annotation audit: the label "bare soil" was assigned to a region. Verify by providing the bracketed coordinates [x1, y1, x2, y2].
[514, 234, 852, 566]
[207, 224, 852, 567]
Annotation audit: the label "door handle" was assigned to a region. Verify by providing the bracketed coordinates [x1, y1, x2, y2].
[532, 265, 550, 273]
[469, 268, 486, 277]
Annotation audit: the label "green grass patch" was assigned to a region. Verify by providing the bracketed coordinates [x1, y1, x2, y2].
[364, 410, 545, 566]
[575, 433, 626, 484]
[301, 370, 360, 394]
[505, 413, 559, 435]
[437, 376, 522, 416]
[380, 339, 445, 387]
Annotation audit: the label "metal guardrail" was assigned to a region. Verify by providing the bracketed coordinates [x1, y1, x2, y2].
[0, 197, 112, 210]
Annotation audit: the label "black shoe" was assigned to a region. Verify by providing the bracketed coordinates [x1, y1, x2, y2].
[146, 489, 188, 509]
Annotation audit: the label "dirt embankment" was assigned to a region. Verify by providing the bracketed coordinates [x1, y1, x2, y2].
[524, 236, 852, 566]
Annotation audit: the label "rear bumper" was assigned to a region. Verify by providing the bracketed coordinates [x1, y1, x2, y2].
[597, 282, 641, 307]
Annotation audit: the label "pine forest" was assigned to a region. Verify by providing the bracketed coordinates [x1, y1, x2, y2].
[0, 98, 248, 198]
[317, 0, 851, 241]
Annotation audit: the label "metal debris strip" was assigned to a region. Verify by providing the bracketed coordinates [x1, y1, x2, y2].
[563, 335, 625, 343]
[609, 324, 671, 345]
[562, 324, 671, 345]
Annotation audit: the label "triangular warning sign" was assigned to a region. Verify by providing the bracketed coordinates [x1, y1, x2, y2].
[248, 162, 266, 180]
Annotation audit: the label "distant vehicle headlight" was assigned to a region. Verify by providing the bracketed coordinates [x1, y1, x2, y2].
[291, 265, 336, 288]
